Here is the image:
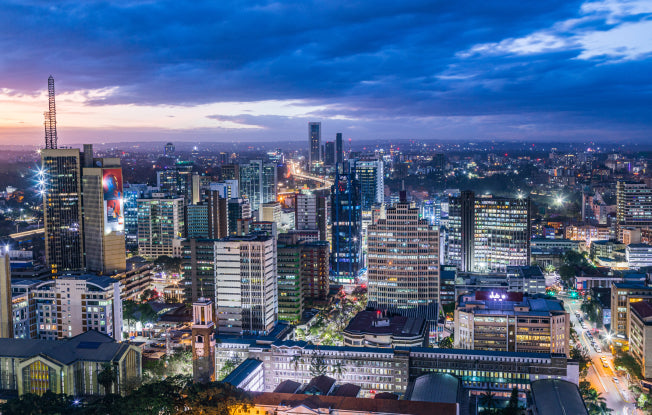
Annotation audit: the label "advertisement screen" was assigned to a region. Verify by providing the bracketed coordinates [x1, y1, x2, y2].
[103, 168, 124, 234]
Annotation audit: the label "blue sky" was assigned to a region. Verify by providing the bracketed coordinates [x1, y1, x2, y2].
[0, 0, 650, 144]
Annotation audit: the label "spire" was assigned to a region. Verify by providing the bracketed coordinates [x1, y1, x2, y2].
[44, 75, 58, 149]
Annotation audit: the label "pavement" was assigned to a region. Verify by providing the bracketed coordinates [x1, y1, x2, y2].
[565, 297, 637, 415]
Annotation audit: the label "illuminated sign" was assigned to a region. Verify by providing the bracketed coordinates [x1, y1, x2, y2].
[103, 168, 124, 234]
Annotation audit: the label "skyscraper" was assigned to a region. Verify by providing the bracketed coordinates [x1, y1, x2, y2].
[239, 160, 277, 215]
[214, 235, 277, 335]
[331, 170, 362, 286]
[616, 181, 652, 241]
[82, 153, 127, 274]
[309, 122, 321, 166]
[41, 148, 85, 274]
[354, 159, 384, 212]
[44, 75, 58, 149]
[448, 191, 530, 272]
[336, 133, 343, 164]
[324, 141, 335, 165]
[182, 238, 217, 304]
[137, 198, 185, 258]
[367, 198, 440, 311]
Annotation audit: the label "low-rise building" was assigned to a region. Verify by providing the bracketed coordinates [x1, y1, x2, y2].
[0, 330, 141, 396]
[610, 283, 652, 336]
[343, 310, 428, 348]
[629, 301, 652, 378]
[454, 292, 569, 355]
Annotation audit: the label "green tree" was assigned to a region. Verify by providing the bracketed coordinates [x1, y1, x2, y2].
[570, 347, 590, 375]
[479, 388, 497, 414]
[309, 349, 328, 377]
[559, 265, 576, 286]
[580, 381, 612, 415]
[502, 387, 520, 415]
[0, 392, 81, 415]
[438, 335, 454, 348]
[98, 363, 119, 394]
[182, 381, 252, 415]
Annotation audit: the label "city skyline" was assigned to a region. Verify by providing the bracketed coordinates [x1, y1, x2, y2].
[0, 1, 650, 145]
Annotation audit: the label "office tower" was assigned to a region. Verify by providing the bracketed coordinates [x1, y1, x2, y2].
[261, 202, 282, 228]
[157, 161, 194, 201]
[214, 235, 277, 335]
[616, 181, 652, 241]
[41, 148, 85, 274]
[210, 180, 239, 199]
[182, 239, 217, 304]
[192, 298, 216, 383]
[137, 198, 185, 258]
[308, 122, 321, 166]
[221, 164, 240, 181]
[82, 154, 127, 274]
[316, 191, 331, 243]
[44, 75, 58, 149]
[354, 159, 384, 212]
[0, 253, 11, 339]
[324, 141, 335, 165]
[331, 171, 362, 286]
[164, 142, 175, 156]
[336, 133, 343, 164]
[301, 240, 330, 302]
[296, 193, 317, 231]
[123, 183, 147, 251]
[228, 198, 252, 235]
[186, 204, 209, 238]
[367, 197, 440, 313]
[205, 190, 228, 239]
[277, 242, 303, 323]
[240, 160, 278, 215]
[448, 191, 530, 272]
[21, 275, 122, 340]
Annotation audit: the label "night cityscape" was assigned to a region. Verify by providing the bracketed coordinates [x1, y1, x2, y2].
[0, 1, 651, 415]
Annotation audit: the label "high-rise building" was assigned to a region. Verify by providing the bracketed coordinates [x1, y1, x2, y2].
[616, 181, 652, 241]
[123, 183, 148, 251]
[192, 298, 216, 383]
[308, 122, 321, 166]
[296, 193, 317, 231]
[324, 141, 335, 165]
[186, 204, 210, 238]
[448, 191, 530, 272]
[367, 198, 440, 313]
[81, 153, 126, 274]
[205, 190, 228, 239]
[0, 253, 11, 339]
[336, 133, 343, 164]
[277, 242, 303, 323]
[157, 162, 194, 201]
[261, 201, 282, 229]
[354, 159, 384, 212]
[41, 148, 85, 274]
[240, 160, 278, 215]
[44, 75, 58, 149]
[214, 235, 277, 335]
[137, 198, 185, 258]
[210, 180, 239, 199]
[331, 171, 362, 286]
[221, 164, 240, 182]
[182, 238, 217, 304]
[228, 198, 252, 236]
[301, 240, 330, 302]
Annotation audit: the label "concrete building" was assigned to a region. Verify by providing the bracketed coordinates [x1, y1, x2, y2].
[182, 238, 217, 304]
[81, 155, 127, 274]
[629, 301, 652, 378]
[367, 198, 440, 318]
[41, 148, 85, 274]
[215, 235, 277, 335]
[137, 197, 185, 258]
[261, 202, 282, 229]
[0, 330, 141, 396]
[228, 198, 252, 236]
[0, 253, 12, 338]
[343, 310, 428, 348]
[627, 243, 652, 269]
[454, 292, 569, 355]
[617, 181, 652, 241]
[529, 379, 588, 415]
[277, 242, 303, 323]
[611, 283, 652, 336]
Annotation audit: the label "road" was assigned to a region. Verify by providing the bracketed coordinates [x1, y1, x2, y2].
[287, 160, 334, 190]
[565, 298, 637, 415]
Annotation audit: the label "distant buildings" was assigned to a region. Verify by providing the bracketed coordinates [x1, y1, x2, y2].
[448, 191, 530, 272]
[309, 122, 321, 167]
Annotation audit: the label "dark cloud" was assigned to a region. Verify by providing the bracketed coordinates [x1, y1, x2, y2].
[0, 0, 650, 141]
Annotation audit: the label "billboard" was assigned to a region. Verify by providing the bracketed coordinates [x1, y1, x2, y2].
[103, 168, 124, 234]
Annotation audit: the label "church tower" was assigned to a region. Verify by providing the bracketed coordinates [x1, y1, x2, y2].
[192, 298, 215, 383]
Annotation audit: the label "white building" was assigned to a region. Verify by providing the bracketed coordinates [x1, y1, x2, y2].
[627, 244, 652, 269]
[137, 197, 185, 258]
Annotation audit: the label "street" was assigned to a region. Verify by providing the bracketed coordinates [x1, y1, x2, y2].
[565, 297, 637, 415]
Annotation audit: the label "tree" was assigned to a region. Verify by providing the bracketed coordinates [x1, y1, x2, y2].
[438, 335, 454, 349]
[580, 381, 612, 415]
[98, 363, 119, 394]
[570, 347, 590, 375]
[331, 361, 346, 378]
[502, 387, 520, 415]
[309, 349, 328, 377]
[479, 388, 497, 414]
[0, 392, 81, 415]
[559, 265, 576, 286]
[182, 381, 252, 415]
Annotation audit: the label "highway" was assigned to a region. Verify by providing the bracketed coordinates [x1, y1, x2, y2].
[564, 297, 637, 415]
[287, 160, 334, 190]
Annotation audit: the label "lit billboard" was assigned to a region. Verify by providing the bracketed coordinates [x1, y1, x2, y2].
[103, 168, 124, 234]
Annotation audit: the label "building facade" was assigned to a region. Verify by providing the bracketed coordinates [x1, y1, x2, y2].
[137, 197, 185, 258]
[617, 181, 652, 241]
[331, 171, 362, 286]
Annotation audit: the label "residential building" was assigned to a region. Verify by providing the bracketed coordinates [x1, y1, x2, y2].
[454, 292, 570, 355]
[214, 235, 277, 335]
[137, 197, 185, 258]
[41, 148, 85, 274]
[611, 283, 652, 336]
[343, 310, 428, 348]
[617, 181, 652, 241]
[0, 330, 141, 396]
[448, 191, 530, 272]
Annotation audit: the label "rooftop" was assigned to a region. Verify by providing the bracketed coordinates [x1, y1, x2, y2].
[406, 373, 460, 404]
[222, 358, 263, 387]
[530, 379, 588, 415]
[630, 301, 652, 321]
[344, 310, 426, 338]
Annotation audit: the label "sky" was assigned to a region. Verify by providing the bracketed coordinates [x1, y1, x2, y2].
[0, 0, 651, 145]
